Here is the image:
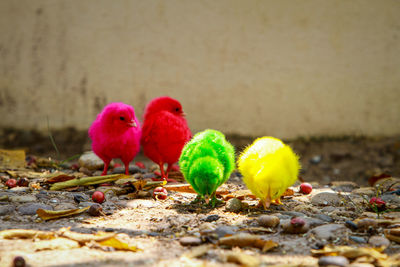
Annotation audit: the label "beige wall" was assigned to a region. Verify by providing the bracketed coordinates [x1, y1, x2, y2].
[0, 0, 399, 139]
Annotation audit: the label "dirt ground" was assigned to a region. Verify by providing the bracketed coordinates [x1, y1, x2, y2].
[0, 129, 400, 266]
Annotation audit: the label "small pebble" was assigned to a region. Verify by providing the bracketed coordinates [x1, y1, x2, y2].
[368, 235, 390, 248]
[311, 192, 341, 206]
[345, 220, 358, 231]
[13, 256, 26, 267]
[349, 236, 367, 243]
[18, 203, 53, 215]
[49, 198, 59, 204]
[225, 198, 242, 212]
[258, 215, 280, 228]
[179, 236, 202, 246]
[310, 155, 322, 164]
[356, 218, 378, 230]
[215, 225, 237, 238]
[202, 214, 220, 222]
[312, 224, 348, 241]
[318, 256, 349, 267]
[10, 195, 37, 203]
[88, 203, 103, 216]
[9, 187, 30, 193]
[314, 214, 334, 223]
[0, 205, 15, 216]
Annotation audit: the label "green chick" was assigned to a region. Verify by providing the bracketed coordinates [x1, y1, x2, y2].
[179, 129, 235, 206]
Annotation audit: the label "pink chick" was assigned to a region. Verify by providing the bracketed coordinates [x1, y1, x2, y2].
[89, 102, 141, 175]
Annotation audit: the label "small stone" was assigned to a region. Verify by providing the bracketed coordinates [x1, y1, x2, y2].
[357, 218, 378, 230]
[311, 224, 348, 241]
[9, 187, 30, 193]
[330, 181, 359, 192]
[318, 256, 349, 267]
[305, 217, 325, 227]
[112, 165, 143, 174]
[314, 214, 334, 223]
[215, 225, 238, 238]
[381, 194, 400, 205]
[88, 203, 103, 216]
[179, 236, 202, 246]
[78, 151, 112, 171]
[202, 214, 220, 222]
[199, 222, 217, 234]
[310, 155, 322, 164]
[351, 187, 375, 197]
[49, 198, 59, 204]
[368, 235, 390, 248]
[13, 255, 26, 267]
[281, 211, 306, 218]
[311, 192, 342, 206]
[258, 215, 280, 228]
[225, 198, 242, 212]
[18, 203, 53, 215]
[349, 236, 367, 243]
[345, 220, 358, 231]
[0, 205, 15, 215]
[10, 195, 37, 203]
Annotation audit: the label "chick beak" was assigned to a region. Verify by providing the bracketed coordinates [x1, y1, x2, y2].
[181, 112, 186, 117]
[204, 195, 210, 204]
[128, 120, 137, 128]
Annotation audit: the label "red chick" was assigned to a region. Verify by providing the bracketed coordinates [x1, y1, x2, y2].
[89, 102, 141, 175]
[141, 96, 191, 182]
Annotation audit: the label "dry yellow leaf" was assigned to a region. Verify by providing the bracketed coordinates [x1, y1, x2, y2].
[218, 233, 278, 252]
[311, 245, 386, 260]
[98, 236, 141, 252]
[0, 229, 55, 240]
[0, 149, 26, 169]
[57, 227, 116, 243]
[34, 237, 80, 251]
[384, 228, 400, 243]
[37, 207, 89, 221]
[225, 249, 260, 267]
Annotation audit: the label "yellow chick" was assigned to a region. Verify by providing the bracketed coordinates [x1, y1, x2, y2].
[238, 137, 300, 209]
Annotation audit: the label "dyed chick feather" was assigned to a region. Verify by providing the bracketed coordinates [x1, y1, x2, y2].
[179, 129, 235, 205]
[141, 96, 191, 181]
[238, 137, 300, 209]
[89, 102, 141, 175]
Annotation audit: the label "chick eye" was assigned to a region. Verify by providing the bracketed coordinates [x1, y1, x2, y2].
[119, 116, 125, 121]
[175, 108, 180, 112]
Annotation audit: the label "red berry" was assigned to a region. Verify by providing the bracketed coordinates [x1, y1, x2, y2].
[113, 163, 122, 168]
[171, 164, 180, 172]
[369, 197, 385, 206]
[299, 183, 312, 194]
[153, 187, 168, 200]
[92, 191, 105, 203]
[135, 162, 146, 169]
[5, 179, 17, 188]
[290, 217, 306, 228]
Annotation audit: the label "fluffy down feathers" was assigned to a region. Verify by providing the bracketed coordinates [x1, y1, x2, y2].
[141, 96, 191, 180]
[179, 129, 235, 204]
[89, 102, 141, 175]
[238, 137, 300, 209]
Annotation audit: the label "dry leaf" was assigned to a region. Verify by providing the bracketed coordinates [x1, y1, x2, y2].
[225, 249, 260, 267]
[311, 245, 386, 260]
[34, 237, 80, 251]
[282, 188, 295, 196]
[50, 173, 129, 190]
[164, 184, 196, 194]
[37, 207, 89, 221]
[57, 227, 115, 243]
[220, 190, 257, 201]
[0, 229, 55, 240]
[45, 173, 76, 184]
[384, 228, 400, 243]
[6, 170, 44, 179]
[98, 236, 140, 252]
[181, 244, 213, 259]
[218, 233, 278, 252]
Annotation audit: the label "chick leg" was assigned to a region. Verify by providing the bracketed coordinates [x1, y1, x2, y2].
[101, 160, 111, 176]
[123, 161, 130, 175]
[151, 162, 176, 182]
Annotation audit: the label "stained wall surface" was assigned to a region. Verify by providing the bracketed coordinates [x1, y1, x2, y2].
[0, 0, 399, 138]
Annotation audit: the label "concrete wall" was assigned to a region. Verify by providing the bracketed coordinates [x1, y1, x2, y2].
[0, 0, 399, 139]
